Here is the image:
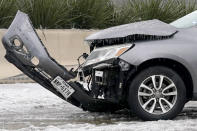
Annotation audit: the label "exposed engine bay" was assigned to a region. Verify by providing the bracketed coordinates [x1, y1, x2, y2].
[77, 44, 133, 104]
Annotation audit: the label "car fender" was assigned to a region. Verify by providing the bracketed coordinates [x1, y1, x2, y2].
[119, 41, 197, 96]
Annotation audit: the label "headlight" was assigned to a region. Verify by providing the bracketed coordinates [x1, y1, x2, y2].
[83, 44, 133, 66]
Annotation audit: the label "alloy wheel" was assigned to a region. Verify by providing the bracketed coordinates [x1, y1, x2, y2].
[138, 75, 177, 115]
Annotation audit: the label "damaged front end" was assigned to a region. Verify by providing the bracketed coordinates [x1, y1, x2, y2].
[2, 11, 124, 112]
[78, 44, 134, 104]
[2, 10, 178, 114]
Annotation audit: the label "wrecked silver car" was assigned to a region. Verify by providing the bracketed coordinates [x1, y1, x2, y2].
[2, 10, 197, 121]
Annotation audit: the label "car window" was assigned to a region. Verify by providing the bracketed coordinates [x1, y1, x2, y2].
[170, 10, 197, 28]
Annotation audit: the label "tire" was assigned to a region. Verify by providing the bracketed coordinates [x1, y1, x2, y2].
[128, 66, 186, 121]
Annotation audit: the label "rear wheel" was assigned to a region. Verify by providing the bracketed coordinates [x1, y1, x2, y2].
[128, 66, 186, 120]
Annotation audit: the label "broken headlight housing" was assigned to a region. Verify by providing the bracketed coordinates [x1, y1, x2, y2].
[83, 44, 133, 67]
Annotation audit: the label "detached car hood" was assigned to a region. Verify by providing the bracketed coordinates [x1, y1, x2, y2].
[85, 20, 178, 46]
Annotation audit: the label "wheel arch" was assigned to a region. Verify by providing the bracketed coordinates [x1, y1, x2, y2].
[127, 58, 193, 100]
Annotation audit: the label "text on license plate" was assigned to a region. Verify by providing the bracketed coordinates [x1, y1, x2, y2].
[51, 76, 75, 99]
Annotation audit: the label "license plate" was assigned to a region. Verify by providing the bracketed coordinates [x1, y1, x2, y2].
[51, 76, 75, 99]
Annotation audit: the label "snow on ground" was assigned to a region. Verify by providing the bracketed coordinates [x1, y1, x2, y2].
[0, 83, 197, 131]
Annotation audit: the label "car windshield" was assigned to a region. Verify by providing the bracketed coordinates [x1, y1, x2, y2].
[170, 10, 197, 28]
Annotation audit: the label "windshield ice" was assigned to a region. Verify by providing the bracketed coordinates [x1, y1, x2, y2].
[170, 10, 197, 28]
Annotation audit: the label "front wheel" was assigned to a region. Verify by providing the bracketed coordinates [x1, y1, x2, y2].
[128, 66, 186, 121]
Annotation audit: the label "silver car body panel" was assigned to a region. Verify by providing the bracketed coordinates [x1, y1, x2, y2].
[85, 19, 177, 43]
[120, 27, 197, 94]
[2, 11, 74, 80]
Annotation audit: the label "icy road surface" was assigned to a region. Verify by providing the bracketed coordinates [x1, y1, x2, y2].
[0, 84, 197, 131]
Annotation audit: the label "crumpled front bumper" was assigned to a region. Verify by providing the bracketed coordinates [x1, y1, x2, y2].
[2, 11, 121, 112]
